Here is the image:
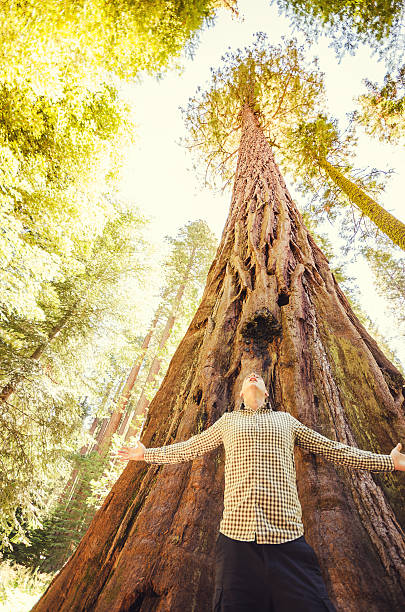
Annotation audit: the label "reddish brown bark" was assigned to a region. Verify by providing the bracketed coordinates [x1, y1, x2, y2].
[33, 105, 405, 612]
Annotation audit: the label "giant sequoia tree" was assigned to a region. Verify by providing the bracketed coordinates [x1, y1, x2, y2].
[33, 38, 405, 612]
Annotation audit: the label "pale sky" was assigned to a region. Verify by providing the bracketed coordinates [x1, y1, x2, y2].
[117, 0, 405, 366]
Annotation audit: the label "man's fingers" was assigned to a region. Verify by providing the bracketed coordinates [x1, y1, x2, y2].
[115, 445, 143, 462]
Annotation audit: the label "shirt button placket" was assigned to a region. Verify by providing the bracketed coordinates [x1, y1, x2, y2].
[253, 412, 259, 541]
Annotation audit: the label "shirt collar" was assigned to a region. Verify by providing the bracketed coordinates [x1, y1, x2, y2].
[240, 399, 273, 413]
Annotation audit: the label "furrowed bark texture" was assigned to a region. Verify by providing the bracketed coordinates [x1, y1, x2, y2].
[33, 105, 405, 612]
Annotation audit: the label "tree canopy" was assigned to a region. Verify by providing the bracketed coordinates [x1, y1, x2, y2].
[272, 0, 405, 58]
[354, 64, 405, 144]
[181, 33, 405, 250]
[181, 32, 325, 190]
[0, 0, 234, 88]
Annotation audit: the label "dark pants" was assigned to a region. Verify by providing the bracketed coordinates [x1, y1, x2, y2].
[212, 532, 337, 612]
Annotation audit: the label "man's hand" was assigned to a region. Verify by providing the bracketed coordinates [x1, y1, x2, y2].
[116, 441, 146, 462]
[390, 443, 405, 471]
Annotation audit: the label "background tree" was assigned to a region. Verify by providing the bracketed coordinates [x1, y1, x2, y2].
[360, 235, 405, 332]
[121, 220, 218, 439]
[0, 1, 237, 90]
[354, 64, 405, 144]
[0, 209, 149, 551]
[271, 0, 405, 58]
[32, 37, 405, 612]
[5, 220, 217, 573]
[88, 220, 218, 503]
[280, 114, 405, 250]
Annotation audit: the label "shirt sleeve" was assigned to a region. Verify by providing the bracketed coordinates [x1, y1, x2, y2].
[143, 413, 225, 464]
[290, 415, 395, 472]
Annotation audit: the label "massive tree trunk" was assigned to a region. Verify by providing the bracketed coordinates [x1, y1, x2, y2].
[33, 105, 405, 612]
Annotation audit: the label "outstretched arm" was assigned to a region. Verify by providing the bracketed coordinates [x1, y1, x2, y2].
[290, 414, 400, 472]
[119, 413, 226, 465]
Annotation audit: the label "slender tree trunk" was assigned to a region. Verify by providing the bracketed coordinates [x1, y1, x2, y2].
[117, 295, 171, 438]
[58, 417, 100, 505]
[90, 376, 130, 458]
[317, 157, 405, 251]
[33, 105, 405, 612]
[0, 301, 79, 402]
[59, 376, 119, 506]
[123, 257, 195, 440]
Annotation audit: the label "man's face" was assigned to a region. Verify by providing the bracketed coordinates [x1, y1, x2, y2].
[240, 372, 269, 398]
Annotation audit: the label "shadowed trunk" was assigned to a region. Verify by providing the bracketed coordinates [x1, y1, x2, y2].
[33, 104, 405, 612]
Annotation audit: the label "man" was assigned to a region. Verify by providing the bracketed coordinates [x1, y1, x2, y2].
[117, 372, 404, 611]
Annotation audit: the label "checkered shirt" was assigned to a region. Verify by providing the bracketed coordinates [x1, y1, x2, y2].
[143, 402, 395, 543]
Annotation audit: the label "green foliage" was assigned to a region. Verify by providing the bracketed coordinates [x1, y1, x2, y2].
[2, 450, 107, 573]
[150, 219, 218, 366]
[283, 114, 350, 172]
[0, 559, 54, 611]
[354, 64, 405, 144]
[0, 210, 150, 551]
[86, 432, 135, 511]
[4, 218, 218, 567]
[279, 114, 395, 242]
[163, 219, 218, 289]
[361, 234, 405, 330]
[272, 0, 405, 58]
[180, 32, 325, 190]
[0, 0, 222, 88]
[0, 78, 133, 322]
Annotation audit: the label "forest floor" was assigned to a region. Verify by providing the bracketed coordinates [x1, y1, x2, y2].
[0, 561, 53, 612]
